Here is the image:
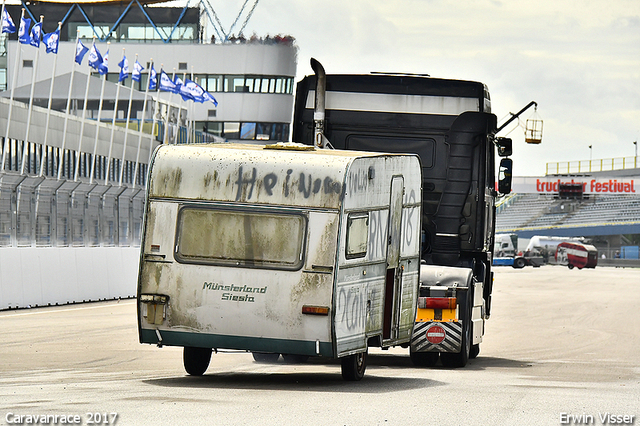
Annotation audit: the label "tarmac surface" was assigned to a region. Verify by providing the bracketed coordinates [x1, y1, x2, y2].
[1, 265, 639, 425]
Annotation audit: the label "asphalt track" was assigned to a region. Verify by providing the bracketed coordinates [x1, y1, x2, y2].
[1, 266, 638, 425]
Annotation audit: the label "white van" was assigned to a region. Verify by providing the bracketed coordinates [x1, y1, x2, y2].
[137, 142, 422, 380]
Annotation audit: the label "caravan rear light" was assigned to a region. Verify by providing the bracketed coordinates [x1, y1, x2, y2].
[302, 305, 330, 316]
[140, 294, 170, 325]
[418, 297, 457, 309]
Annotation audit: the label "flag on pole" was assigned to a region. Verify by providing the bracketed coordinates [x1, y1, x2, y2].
[88, 42, 103, 69]
[29, 21, 42, 47]
[118, 55, 129, 82]
[42, 28, 60, 54]
[148, 64, 157, 90]
[1, 8, 16, 34]
[174, 74, 183, 90]
[179, 79, 203, 102]
[98, 48, 109, 75]
[18, 16, 31, 44]
[159, 69, 178, 93]
[202, 90, 218, 106]
[75, 38, 89, 64]
[131, 60, 144, 82]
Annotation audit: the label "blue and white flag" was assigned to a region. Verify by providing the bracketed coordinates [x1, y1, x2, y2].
[42, 28, 60, 54]
[18, 16, 31, 44]
[203, 90, 218, 106]
[98, 49, 109, 75]
[148, 65, 157, 90]
[29, 21, 42, 48]
[174, 74, 183, 90]
[180, 79, 204, 102]
[159, 70, 178, 93]
[75, 39, 89, 64]
[118, 55, 129, 82]
[88, 42, 103, 70]
[131, 60, 144, 82]
[1, 9, 16, 34]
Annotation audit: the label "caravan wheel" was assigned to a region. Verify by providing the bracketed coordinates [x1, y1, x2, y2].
[183, 347, 212, 376]
[341, 350, 367, 381]
[252, 352, 280, 363]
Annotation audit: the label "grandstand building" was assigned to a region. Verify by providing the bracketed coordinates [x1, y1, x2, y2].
[0, 0, 298, 309]
[496, 161, 640, 260]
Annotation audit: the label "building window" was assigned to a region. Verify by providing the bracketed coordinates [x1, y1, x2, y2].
[178, 62, 188, 70]
[223, 122, 240, 139]
[240, 123, 256, 140]
[23, 60, 33, 68]
[207, 110, 216, 118]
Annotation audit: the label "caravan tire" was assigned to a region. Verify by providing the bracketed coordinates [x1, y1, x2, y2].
[252, 352, 280, 363]
[341, 351, 367, 381]
[183, 347, 212, 376]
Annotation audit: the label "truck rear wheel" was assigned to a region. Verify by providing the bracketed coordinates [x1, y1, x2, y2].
[410, 350, 439, 367]
[341, 350, 367, 381]
[470, 344, 480, 359]
[514, 258, 526, 269]
[282, 354, 309, 363]
[183, 347, 212, 376]
[440, 292, 471, 368]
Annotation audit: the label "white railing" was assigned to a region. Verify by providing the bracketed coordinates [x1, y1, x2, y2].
[546, 156, 639, 175]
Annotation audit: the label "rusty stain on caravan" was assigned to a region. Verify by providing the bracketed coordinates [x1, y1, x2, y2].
[153, 167, 183, 196]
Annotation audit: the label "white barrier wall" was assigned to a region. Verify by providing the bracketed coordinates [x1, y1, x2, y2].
[0, 247, 140, 310]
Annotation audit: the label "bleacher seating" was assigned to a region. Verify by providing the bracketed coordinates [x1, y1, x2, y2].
[496, 193, 640, 232]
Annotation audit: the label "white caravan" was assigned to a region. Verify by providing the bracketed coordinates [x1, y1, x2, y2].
[137, 142, 422, 380]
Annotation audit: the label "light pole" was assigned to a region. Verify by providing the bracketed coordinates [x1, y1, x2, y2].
[634, 141, 638, 168]
[589, 145, 592, 171]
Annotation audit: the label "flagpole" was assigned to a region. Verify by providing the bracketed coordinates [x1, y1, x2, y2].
[89, 41, 109, 184]
[163, 66, 176, 145]
[118, 53, 136, 186]
[147, 75, 163, 178]
[105, 47, 124, 186]
[132, 58, 152, 188]
[189, 67, 196, 143]
[1, 8, 25, 172]
[173, 71, 186, 144]
[74, 36, 96, 182]
[40, 21, 62, 177]
[21, 14, 44, 175]
[58, 30, 80, 180]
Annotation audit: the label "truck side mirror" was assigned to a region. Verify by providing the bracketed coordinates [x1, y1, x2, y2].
[495, 137, 512, 157]
[498, 158, 513, 194]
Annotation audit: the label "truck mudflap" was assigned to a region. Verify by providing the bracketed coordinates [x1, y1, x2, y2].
[411, 321, 462, 353]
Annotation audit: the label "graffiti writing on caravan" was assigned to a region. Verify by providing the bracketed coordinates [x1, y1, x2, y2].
[234, 166, 343, 200]
[536, 179, 636, 194]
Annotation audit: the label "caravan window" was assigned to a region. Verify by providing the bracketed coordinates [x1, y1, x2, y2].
[346, 213, 369, 259]
[175, 207, 306, 270]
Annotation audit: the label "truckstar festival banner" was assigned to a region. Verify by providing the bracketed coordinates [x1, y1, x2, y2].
[511, 177, 638, 194]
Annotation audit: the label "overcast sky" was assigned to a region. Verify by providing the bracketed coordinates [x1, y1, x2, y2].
[209, 0, 640, 177]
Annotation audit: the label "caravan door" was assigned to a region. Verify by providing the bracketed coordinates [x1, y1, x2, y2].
[383, 176, 404, 343]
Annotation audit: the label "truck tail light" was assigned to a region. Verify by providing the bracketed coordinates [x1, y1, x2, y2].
[418, 297, 457, 309]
